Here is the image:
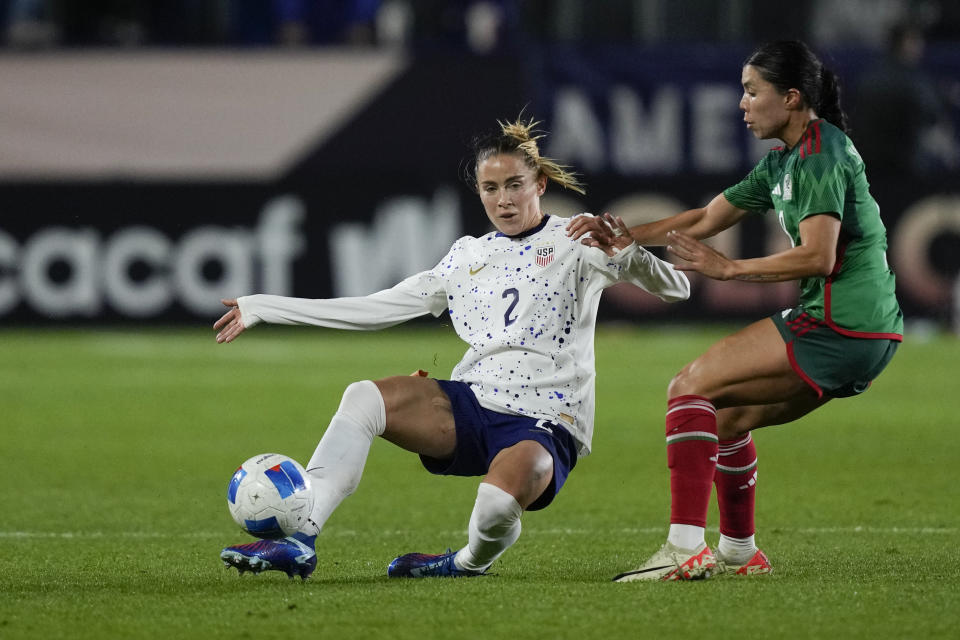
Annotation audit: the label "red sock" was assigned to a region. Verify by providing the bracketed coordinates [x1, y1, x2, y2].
[715, 434, 757, 538]
[665, 395, 718, 528]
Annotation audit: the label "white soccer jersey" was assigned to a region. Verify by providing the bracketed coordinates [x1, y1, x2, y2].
[237, 214, 689, 456]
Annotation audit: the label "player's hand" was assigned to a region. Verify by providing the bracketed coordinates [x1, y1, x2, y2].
[666, 230, 734, 280]
[566, 212, 633, 256]
[213, 298, 246, 343]
[566, 213, 611, 246]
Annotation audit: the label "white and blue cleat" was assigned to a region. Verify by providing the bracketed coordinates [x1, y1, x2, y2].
[387, 549, 485, 578]
[221, 532, 317, 580]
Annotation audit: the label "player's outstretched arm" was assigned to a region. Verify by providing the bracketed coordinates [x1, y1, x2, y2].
[214, 298, 247, 343]
[566, 194, 747, 247]
[667, 213, 840, 282]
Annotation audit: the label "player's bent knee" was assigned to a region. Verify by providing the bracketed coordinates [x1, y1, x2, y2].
[667, 357, 721, 401]
[487, 441, 554, 508]
[523, 442, 554, 482]
[337, 380, 387, 438]
[473, 482, 523, 537]
[667, 368, 697, 399]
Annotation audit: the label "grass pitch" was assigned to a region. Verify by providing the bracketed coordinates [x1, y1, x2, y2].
[1, 323, 958, 639]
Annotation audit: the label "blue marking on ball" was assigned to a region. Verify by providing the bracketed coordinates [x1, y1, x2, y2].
[264, 460, 307, 499]
[244, 516, 285, 539]
[227, 467, 247, 504]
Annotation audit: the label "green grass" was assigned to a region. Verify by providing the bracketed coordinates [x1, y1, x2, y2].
[1, 324, 958, 639]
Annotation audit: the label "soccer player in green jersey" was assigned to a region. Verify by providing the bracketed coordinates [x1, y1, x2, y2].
[567, 40, 902, 581]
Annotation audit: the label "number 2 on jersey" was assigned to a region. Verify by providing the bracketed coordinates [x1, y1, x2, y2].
[502, 288, 519, 326]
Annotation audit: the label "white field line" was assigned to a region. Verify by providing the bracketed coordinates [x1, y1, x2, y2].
[0, 525, 955, 540]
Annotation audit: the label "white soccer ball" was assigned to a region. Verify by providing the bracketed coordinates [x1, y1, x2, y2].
[226, 453, 315, 539]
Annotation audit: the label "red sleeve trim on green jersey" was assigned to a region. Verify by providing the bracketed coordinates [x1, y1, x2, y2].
[823, 234, 904, 342]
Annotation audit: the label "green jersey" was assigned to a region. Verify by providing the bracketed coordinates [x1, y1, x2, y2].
[723, 119, 902, 339]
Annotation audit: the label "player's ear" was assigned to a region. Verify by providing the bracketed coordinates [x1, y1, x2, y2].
[536, 173, 547, 196]
[784, 88, 803, 110]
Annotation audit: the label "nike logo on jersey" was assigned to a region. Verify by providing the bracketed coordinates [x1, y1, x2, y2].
[469, 264, 488, 275]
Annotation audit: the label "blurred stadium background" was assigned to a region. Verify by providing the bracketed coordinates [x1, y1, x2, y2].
[0, 0, 958, 331]
[3, 5, 959, 637]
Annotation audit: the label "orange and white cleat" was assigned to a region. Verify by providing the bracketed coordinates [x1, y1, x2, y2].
[613, 542, 717, 582]
[716, 548, 773, 576]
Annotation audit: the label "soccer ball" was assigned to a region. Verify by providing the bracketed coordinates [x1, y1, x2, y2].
[226, 453, 315, 539]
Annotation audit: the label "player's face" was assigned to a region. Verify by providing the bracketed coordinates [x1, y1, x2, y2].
[739, 65, 792, 141]
[477, 152, 547, 236]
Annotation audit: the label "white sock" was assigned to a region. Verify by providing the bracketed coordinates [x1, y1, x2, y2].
[667, 524, 705, 550]
[718, 534, 757, 564]
[454, 482, 523, 572]
[302, 380, 386, 535]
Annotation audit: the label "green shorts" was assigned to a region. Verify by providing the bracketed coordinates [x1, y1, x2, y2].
[771, 307, 899, 398]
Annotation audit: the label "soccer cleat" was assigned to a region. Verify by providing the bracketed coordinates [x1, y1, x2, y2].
[715, 548, 773, 576]
[387, 548, 485, 578]
[220, 532, 317, 580]
[613, 541, 717, 582]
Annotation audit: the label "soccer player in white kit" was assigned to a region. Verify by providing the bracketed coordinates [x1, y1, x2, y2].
[214, 117, 690, 580]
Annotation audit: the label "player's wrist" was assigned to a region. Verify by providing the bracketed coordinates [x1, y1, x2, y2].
[610, 241, 638, 261]
[722, 261, 740, 281]
[236, 296, 263, 328]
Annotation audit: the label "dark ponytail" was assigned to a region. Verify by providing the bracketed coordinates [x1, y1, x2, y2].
[745, 40, 849, 133]
[817, 67, 849, 133]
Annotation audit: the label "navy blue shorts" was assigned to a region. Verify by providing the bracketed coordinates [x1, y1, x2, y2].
[420, 380, 579, 511]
